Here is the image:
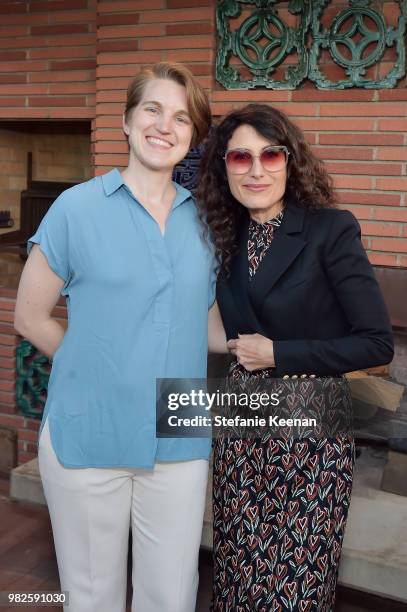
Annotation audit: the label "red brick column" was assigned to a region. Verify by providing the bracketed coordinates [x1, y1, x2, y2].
[0, 0, 97, 120]
[0, 290, 67, 465]
[0, 291, 35, 464]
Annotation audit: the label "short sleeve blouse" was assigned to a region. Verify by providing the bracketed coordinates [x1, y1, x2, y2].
[29, 169, 216, 468]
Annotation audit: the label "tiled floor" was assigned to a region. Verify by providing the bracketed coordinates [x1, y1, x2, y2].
[0, 477, 405, 612]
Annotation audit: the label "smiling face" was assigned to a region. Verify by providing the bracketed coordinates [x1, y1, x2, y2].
[123, 77, 194, 173]
[225, 124, 287, 223]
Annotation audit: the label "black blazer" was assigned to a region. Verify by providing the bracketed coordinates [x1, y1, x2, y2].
[216, 203, 394, 377]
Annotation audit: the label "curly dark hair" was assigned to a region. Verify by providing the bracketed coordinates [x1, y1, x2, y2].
[196, 104, 337, 275]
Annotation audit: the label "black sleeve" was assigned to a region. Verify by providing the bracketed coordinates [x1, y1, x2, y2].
[273, 210, 394, 375]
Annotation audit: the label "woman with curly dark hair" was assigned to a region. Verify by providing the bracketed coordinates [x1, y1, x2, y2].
[200, 104, 393, 611]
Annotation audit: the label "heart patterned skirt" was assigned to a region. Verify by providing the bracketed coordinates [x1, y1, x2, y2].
[212, 429, 354, 611]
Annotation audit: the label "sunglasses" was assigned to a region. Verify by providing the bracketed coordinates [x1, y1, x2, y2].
[223, 145, 290, 175]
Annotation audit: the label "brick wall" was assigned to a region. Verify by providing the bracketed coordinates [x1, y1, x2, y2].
[0, 0, 96, 120]
[0, 129, 91, 233]
[0, 0, 405, 265]
[91, 0, 407, 269]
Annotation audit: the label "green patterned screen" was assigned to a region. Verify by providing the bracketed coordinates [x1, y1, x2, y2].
[216, 0, 407, 89]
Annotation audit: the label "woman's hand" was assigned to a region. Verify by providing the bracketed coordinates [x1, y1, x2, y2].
[227, 333, 275, 371]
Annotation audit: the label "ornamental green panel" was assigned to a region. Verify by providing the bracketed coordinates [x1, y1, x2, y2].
[16, 339, 50, 420]
[216, 0, 312, 89]
[309, 0, 407, 89]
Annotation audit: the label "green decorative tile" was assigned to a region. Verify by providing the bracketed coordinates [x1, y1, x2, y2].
[16, 340, 50, 420]
[216, 0, 312, 89]
[309, 0, 407, 89]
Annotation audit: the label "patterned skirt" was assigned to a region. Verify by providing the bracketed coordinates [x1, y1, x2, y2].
[212, 369, 355, 611]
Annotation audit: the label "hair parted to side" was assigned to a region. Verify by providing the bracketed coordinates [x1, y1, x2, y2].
[124, 62, 211, 148]
[197, 103, 337, 275]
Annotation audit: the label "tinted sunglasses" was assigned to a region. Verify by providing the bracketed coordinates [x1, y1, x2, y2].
[223, 145, 290, 174]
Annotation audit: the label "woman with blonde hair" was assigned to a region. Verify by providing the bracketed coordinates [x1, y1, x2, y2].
[15, 62, 214, 612]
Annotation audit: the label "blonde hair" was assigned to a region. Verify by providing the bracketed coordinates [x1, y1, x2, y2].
[124, 62, 211, 148]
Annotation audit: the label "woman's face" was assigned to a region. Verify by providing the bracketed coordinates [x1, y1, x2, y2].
[225, 124, 287, 223]
[123, 78, 194, 172]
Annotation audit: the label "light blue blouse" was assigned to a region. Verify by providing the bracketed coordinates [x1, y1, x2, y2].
[29, 168, 216, 468]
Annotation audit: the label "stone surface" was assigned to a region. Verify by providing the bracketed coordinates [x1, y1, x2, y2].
[339, 446, 407, 602]
[381, 449, 407, 496]
[10, 458, 46, 506]
[391, 332, 407, 385]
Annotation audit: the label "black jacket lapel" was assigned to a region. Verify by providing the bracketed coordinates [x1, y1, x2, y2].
[218, 204, 308, 337]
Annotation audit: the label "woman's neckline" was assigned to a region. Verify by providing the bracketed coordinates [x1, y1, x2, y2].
[249, 208, 285, 227]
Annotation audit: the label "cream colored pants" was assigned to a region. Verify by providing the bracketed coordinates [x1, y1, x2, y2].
[38, 418, 208, 612]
